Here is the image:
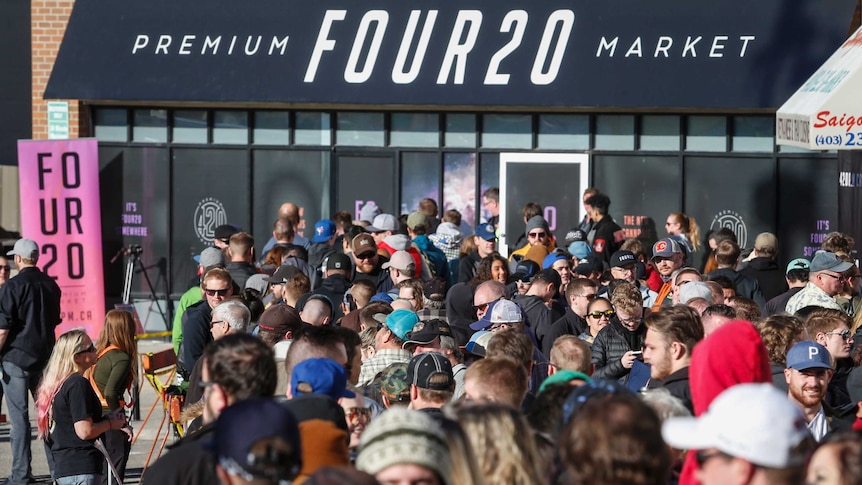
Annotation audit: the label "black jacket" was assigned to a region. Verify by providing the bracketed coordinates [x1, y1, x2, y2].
[541, 309, 588, 359]
[313, 274, 352, 321]
[512, 294, 559, 358]
[591, 320, 646, 382]
[0, 267, 62, 371]
[225, 261, 257, 289]
[179, 301, 212, 377]
[457, 251, 482, 284]
[648, 366, 693, 413]
[142, 423, 216, 485]
[588, 216, 623, 268]
[739, 257, 787, 302]
[707, 267, 766, 308]
[764, 287, 804, 316]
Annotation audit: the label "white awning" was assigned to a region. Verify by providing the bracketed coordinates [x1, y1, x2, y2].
[776, 26, 862, 150]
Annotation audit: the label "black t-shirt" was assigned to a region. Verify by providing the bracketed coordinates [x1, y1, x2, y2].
[50, 374, 104, 478]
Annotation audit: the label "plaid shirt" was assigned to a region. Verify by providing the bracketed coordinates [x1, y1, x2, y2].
[357, 348, 412, 388]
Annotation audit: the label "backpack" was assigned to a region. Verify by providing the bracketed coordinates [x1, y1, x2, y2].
[85, 345, 135, 409]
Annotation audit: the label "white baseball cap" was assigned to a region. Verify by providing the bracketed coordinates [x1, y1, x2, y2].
[7, 238, 38, 258]
[662, 383, 809, 468]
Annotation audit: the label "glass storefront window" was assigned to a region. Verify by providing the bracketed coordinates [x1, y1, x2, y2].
[213, 111, 249, 145]
[336, 112, 384, 146]
[481, 114, 531, 149]
[733, 116, 774, 152]
[479, 153, 500, 225]
[401, 152, 440, 214]
[391, 113, 439, 147]
[595, 115, 635, 150]
[443, 153, 478, 234]
[132, 109, 167, 143]
[686, 116, 727, 152]
[445, 114, 477, 148]
[295, 112, 331, 146]
[94, 108, 128, 142]
[640, 115, 680, 151]
[173, 110, 208, 143]
[538, 114, 589, 149]
[253, 111, 290, 145]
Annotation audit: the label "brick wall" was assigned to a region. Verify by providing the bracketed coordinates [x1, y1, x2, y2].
[31, 0, 88, 140]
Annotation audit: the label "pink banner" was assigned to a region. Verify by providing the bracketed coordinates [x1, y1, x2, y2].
[17, 138, 105, 338]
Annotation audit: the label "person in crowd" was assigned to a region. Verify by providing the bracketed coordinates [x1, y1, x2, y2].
[482, 187, 500, 228]
[510, 202, 545, 252]
[394, 278, 425, 312]
[357, 309, 416, 387]
[665, 211, 700, 259]
[786, 250, 853, 314]
[706, 240, 765, 308]
[726, 295, 762, 322]
[561, 391, 671, 484]
[0, 238, 62, 485]
[701, 227, 737, 274]
[178, 267, 234, 378]
[543, 250, 573, 297]
[509, 215, 556, 264]
[662, 383, 814, 485]
[350, 233, 391, 292]
[0, 254, 10, 289]
[804, 308, 856, 411]
[512, 268, 564, 357]
[406, 211, 449, 281]
[470, 253, 509, 286]
[650, 238, 686, 311]
[578, 297, 614, 345]
[311, 253, 352, 322]
[261, 203, 311, 257]
[511, 259, 540, 296]
[805, 431, 862, 485]
[224, 231, 258, 289]
[669, 267, 703, 305]
[738, 232, 787, 301]
[454, 402, 545, 485]
[591, 282, 646, 382]
[643, 305, 704, 412]
[458, 222, 497, 284]
[308, 219, 338, 275]
[700, 303, 737, 335]
[584, 193, 624, 267]
[548, 335, 592, 376]
[90, 309, 138, 485]
[36, 329, 130, 485]
[462, 357, 528, 409]
[429, 209, 464, 286]
[608, 250, 657, 307]
[821, 231, 855, 255]
[756, 314, 807, 392]
[355, 408, 451, 485]
[551, 278, 597, 339]
[406, 352, 455, 423]
[144, 334, 278, 484]
[764, 258, 810, 316]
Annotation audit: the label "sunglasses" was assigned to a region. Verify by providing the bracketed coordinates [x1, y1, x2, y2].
[204, 288, 230, 297]
[0, 265, 10, 271]
[695, 450, 729, 467]
[355, 252, 376, 260]
[588, 310, 615, 319]
[826, 329, 852, 341]
[76, 344, 96, 355]
[528, 231, 547, 239]
[577, 294, 598, 300]
[473, 297, 502, 314]
[210, 319, 225, 328]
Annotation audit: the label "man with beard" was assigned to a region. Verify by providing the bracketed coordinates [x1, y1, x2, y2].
[784, 340, 852, 441]
[351, 233, 391, 292]
[650, 238, 686, 311]
[643, 305, 704, 412]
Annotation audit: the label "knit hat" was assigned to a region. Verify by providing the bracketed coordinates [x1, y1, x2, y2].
[525, 216, 550, 235]
[356, 408, 451, 485]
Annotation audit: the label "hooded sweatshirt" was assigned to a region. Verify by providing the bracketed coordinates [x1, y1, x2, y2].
[679, 320, 772, 485]
[379, 234, 430, 280]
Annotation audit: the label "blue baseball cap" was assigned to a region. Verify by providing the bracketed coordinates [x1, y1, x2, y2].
[785, 258, 810, 275]
[786, 341, 833, 371]
[290, 357, 355, 400]
[311, 219, 336, 243]
[384, 309, 420, 340]
[568, 241, 592, 260]
[543, 252, 568, 269]
[474, 223, 496, 241]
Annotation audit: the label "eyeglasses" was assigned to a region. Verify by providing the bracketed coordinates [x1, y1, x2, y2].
[588, 310, 615, 319]
[76, 344, 96, 355]
[204, 288, 230, 297]
[0, 265, 10, 271]
[210, 320, 225, 328]
[826, 329, 852, 341]
[820, 272, 843, 280]
[528, 231, 547, 239]
[695, 450, 729, 467]
[473, 297, 502, 314]
[576, 294, 598, 301]
[355, 252, 376, 260]
[620, 316, 642, 326]
[347, 407, 372, 426]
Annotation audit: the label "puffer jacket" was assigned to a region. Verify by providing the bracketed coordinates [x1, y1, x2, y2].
[591, 319, 646, 382]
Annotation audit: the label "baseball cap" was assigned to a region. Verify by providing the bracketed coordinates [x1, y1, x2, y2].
[358, 201, 381, 223]
[326, 253, 351, 271]
[406, 352, 454, 391]
[406, 211, 427, 230]
[564, 228, 588, 244]
[257, 304, 302, 334]
[366, 214, 398, 233]
[785, 340, 833, 370]
[662, 383, 810, 468]
[265, 264, 301, 283]
[7, 238, 38, 259]
[383, 309, 420, 340]
[311, 220, 336, 243]
[568, 241, 592, 260]
[194, 246, 224, 268]
[652, 238, 682, 260]
[465, 331, 495, 357]
[809, 250, 854, 273]
[535, 268, 562, 290]
[245, 273, 270, 295]
[214, 224, 241, 241]
[785, 258, 810, 275]
[351, 234, 377, 256]
[470, 299, 524, 331]
[754, 232, 778, 253]
[513, 259, 540, 282]
[539, 370, 591, 394]
[573, 255, 601, 276]
[543, 252, 568, 269]
[207, 398, 302, 483]
[378, 363, 410, 403]
[610, 250, 637, 269]
[290, 357, 356, 400]
[679, 281, 713, 304]
[382, 251, 414, 272]
[404, 319, 452, 345]
[474, 223, 496, 241]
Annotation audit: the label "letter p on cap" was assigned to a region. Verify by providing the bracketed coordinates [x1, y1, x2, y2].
[808, 346, 819, 360]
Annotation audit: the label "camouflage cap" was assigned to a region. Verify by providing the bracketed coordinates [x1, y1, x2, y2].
[377, 362, 410, 403]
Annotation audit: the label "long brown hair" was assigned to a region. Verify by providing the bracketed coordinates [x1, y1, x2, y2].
[96, 309, 139, 379]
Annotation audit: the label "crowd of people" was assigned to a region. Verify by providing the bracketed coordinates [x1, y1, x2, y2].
[3, 190, 862, 484]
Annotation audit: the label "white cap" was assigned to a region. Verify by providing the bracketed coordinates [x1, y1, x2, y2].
[7, 238, 38, 258]
[679, 281, 713, 305]
[662, 384, 809, 468]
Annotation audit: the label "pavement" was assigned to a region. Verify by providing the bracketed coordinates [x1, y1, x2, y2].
[1, 339, 176, 484]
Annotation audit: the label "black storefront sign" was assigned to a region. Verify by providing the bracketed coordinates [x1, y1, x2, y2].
[838, 151, 862, 260]
[46, 0, 856, 109]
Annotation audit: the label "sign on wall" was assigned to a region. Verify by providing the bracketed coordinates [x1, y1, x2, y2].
[17, 138, 105, 337]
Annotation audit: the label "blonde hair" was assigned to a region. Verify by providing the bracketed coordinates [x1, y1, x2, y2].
[36, 329, 91, 438]
[455, 402, 546, 485]
[669, 212, 700, 252]
[96, 309, 139, 380]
